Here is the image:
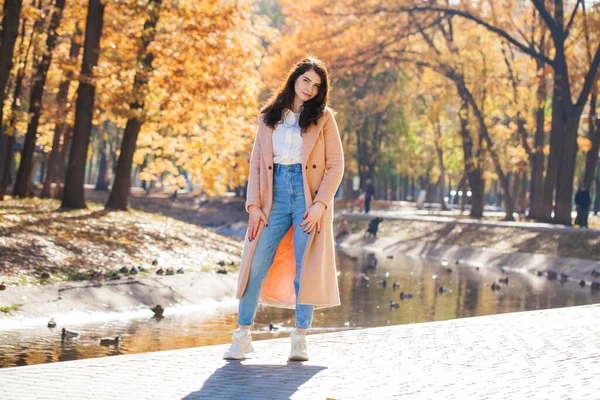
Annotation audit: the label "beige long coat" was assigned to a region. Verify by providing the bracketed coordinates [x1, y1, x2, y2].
[236, 107, 344, 309]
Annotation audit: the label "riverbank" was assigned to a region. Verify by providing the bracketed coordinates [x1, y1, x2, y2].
[3, 195, 600, 324]
[339, 208, 600, 261]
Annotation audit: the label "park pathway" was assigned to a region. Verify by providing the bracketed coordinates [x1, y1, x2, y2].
[1, 304, 599, 399]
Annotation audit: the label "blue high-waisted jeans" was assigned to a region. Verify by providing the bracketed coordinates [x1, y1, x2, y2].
[238, 163, 315, 329]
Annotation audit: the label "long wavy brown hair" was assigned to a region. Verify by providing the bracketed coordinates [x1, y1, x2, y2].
[260, 57, 330, 135]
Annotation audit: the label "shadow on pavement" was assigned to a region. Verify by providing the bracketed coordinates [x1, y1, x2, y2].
[183, 361, 327, 399]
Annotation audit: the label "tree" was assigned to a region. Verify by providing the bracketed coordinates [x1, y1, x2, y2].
[105, 0, 162, 210]
[41, 26, 82, 198]
[61, 0, 105, 209]
[13, 0, 66, 197]
[0, 0, 24, 139]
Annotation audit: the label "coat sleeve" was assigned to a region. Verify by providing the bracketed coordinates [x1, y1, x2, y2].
[245, 117, 262, 213]
[313, 108, 344, 209]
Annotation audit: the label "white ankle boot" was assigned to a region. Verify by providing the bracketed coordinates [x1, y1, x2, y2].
[288, 331, 309, 361]
[223, 328, 254, 360]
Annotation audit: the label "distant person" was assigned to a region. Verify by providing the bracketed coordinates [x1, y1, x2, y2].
[364, 178, 374, 213]
[335, 218, 351, 240]
[575, 185, 591, 228]
[353, 192, 365, 212]
[224, 57, 344, 362]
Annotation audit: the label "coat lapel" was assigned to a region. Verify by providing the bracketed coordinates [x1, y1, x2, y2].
[302, 113, 327, 165]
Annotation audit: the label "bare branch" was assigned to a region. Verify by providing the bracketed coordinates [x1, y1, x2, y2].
[565, 0, 582, 39]
[575, 46, 600, 110]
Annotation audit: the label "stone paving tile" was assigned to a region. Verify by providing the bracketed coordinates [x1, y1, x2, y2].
[1, 305, 600, 399]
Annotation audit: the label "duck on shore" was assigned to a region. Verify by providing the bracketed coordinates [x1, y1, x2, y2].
[100, 337, 120, 347]
[61, 328, 78, 339]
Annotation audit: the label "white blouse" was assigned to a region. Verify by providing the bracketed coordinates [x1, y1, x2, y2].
[272, 109, 302, 165]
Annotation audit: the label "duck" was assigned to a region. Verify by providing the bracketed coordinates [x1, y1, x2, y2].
[386, 255, 394, 259]
[176, 268, 184, 274]
[138, 266, 146, 272]
[475, 266, 480, 271]
[560, 273, 568, 282]
[546, 270, 558, 280]
[438, 286, 450, 294]
[0, 281, 6, 291]
[455, 260, 460, 265]
[441, 260, 449, 267]
[591, 282, 600, 291]
[217, 268, 227, 274]
[151, 304, 164, 318]
[119, 267, 129, 274]
[129, 267, 138, 275]
[500, 267, 506, 274]
[446, 268, 453, 273]
[389, 301, 400, 309]
[152, 259, 159, 266]
[165, 268, 175, 276]
[218, 260, 226, 267]
[61, 328, 78, 339]
[377, 279, 387, 287]
[156, 268, 165, 275]
[100, 337, 120, 347]
[491, 282, 501, 291]
[109, 272, 121, 280]
[536, 270, 544, 277]
[229, 260, 235, 266]
[269, 323, 281, 331]
[498, 277, 509, 285]
[90, 271, 104, 280]
[591, 269, 600, 278]
[579, 279, 586, 287]
[47, 318, 57, 328]
[392, 282, 400, 291]
[399, 292, 413, 300]
[41, 272, 51, 279]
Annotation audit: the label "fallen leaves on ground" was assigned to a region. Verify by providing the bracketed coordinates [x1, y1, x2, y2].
[0, 197, 242, 286]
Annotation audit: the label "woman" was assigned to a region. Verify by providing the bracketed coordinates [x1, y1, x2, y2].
[224, 57, 344, 361]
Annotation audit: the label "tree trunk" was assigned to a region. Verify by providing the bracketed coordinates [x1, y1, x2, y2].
[529, 60, 547, 220]
[434, 121, 448, 211]
[61, 0, 105, 209]
[105, 0, 162, 210]
[13, 0, 66, 197]
[0, 12, 30, 201]
[54, 124, 73, 198]
[583, 90, 598, 189]
[95, 137, 109, 190]
[0, 0, 23, 137]
[41, 29, 82, 198]
[594, 169, 600, 215]
[456, 98, 484, 217]
[455, 79, 514, 220]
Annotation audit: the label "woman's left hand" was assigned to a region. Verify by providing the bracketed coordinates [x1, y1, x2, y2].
[301, 202, 326, 234]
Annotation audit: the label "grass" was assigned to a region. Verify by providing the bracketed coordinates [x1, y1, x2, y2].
[0, 304, 20, 314]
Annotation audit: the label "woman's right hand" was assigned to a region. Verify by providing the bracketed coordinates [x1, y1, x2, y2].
[248, 205, 268, 241]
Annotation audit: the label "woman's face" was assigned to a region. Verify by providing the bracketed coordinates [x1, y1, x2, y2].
[294, 69, 322, 103]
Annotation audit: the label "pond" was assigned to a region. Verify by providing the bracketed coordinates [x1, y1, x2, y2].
[1, 247, 598, 368]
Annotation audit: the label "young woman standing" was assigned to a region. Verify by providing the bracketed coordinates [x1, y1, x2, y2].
[224, 57, 344, 361]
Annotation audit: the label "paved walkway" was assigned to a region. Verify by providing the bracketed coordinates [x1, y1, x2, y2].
[1, 304, 599, 399]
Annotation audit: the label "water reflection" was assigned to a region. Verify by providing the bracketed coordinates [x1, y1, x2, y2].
[1, 249, 598, 368]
